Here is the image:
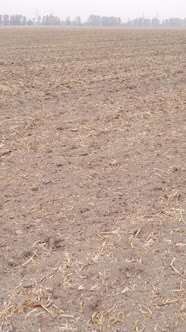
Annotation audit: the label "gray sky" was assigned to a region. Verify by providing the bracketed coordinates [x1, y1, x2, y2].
[1, 0, 186, 21]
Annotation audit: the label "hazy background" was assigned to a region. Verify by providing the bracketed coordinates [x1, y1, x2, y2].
[1, 0, 186, 21]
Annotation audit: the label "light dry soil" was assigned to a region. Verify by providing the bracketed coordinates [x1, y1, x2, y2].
[0, 27, 186, 332]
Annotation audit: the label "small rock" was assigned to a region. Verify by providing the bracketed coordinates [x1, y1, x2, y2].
[16, 229, 23, 235]
[23, 282, 34, 288]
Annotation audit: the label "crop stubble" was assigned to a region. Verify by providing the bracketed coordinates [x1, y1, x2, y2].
[0, 27, 186, 331]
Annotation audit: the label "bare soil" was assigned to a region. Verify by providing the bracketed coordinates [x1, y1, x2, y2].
[0, 27, 186, 332]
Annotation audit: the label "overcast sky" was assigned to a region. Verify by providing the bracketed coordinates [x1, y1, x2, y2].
[1, 0, 186, 21]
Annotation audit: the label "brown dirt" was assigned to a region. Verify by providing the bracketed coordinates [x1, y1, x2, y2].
[0, 27, 186, 332]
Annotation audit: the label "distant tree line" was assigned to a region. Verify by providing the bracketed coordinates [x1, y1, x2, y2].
[126, 17, 186, 26]
[0, 14, 186, 27]
[87, 15, 121, 26]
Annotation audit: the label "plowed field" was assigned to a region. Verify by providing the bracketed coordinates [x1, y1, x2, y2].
[0, 27, 186, 331]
